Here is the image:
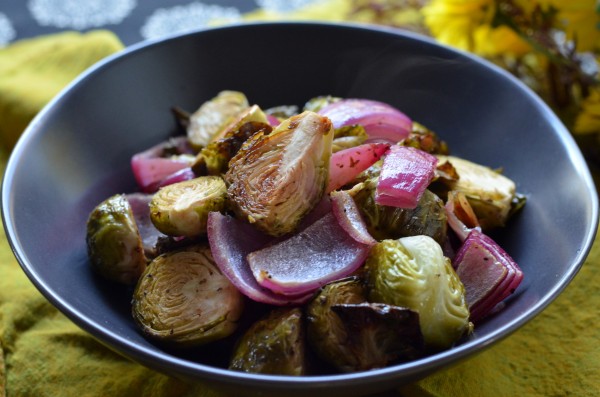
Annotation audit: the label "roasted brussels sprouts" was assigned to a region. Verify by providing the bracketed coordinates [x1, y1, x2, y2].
[192, 105, 272, 176]
[149, 176, 227, 237]
[350, 177, 447, 246]
[303, 95, 341, 112]
[435, 155, 517, 230]
[187, 90, 249, 149]
[306, 277, 366, 366]
[265, 104, 299, 120]
[366, 236, 472, 350]
[225, 111, 334, 236]
[229, 307, 306, 375]
[331, 303, 424, 368]
[86, 194, 147, 285]
[332, 124, 369, 153]
[307, 277, 423, 372]
[400, 122, 449, 154]
[132, 244, 243, 346]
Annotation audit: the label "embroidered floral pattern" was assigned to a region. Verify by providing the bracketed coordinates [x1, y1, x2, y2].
[28, 0, 137, 30]
[0, 13, 16, 46]
[140, 2, 241, 40]
[254, 0, 321, 13]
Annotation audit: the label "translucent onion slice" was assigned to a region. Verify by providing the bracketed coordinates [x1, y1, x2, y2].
[318, 99, 412, 143]
[247, 212, 372, 296]
[375, 146, 438, 209]
[445, 190, 481, 242]
[453, 229, 524, 323]
[330, 190, 377, 246]
[145, 167, 196, 193]
[130, 136, 195, 193]
[126, 193, 167, 259]
[206, 212, 314, 306]
[327, 142, 390, 192]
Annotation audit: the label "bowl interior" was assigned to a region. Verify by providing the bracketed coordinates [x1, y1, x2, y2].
[2, 22, 598, 396]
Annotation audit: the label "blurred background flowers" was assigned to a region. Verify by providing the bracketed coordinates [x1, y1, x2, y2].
[343, 0, 600, 163]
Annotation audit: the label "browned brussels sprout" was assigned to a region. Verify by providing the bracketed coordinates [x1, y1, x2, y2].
[366, 237, 472, 350]
[132, 244, 243, 346]
[187, 90, 249, 149]
[149, 176, 227, 237]
[435, 155, 518, 230]
[225, 111, 333, 236]
[229, 307, 306, 375]
[192, 106, 272, 176]
[86, 194, 147, 285]
[331, 303, 424, 368]
[350, 177, 447, 246]
[400, 121, 449, 154]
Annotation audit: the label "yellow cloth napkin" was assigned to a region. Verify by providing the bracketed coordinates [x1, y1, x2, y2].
[0, 31, 123, 151]
[1, 27, 600, 397]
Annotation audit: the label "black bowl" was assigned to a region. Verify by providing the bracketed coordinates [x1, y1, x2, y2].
[2, 22, 598, 397]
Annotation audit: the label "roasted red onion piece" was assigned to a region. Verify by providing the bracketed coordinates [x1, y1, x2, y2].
[247, 212, 372, 296]
[327, 142, 389, 192]
[445, 190, 481, 242]
[130, 136, 194, 193]
[453, 229, 523, 322]
[330, 190, 377, 246]
[126, 193, 167, 259]
[376, 146, 438, 209]
[145, 167, 196, 193]
[206, 212, 313, 305]
[318, 99, 412, 143]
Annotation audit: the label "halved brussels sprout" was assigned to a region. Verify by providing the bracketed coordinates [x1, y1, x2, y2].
[435, 155, 517, 230]
[350, 177, 447, 246]
[229, 307, 305, 375]
[132, 244, 243, 346]
[192, 105, 272, 176]
[86, 194, 146, 285]
[225, 111, 334, 236]
[187, 90, 249, 149]
[150, 176, 227, 237]
[366, 236, 472, 350]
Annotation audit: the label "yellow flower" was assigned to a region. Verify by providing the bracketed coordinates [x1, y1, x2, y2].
[537, 0, 599, 52]
[574, 87, 600, 134]
[422, 0, 530, 56]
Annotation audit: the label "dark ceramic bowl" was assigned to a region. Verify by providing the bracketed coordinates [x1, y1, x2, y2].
[2, 22, 598, 397]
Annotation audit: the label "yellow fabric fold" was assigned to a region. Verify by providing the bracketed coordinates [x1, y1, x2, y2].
[0, 30, 123, 151]
[1, 16, 600, 397]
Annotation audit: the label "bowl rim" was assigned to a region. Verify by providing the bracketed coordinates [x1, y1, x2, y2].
[2, 20, 598, 390]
